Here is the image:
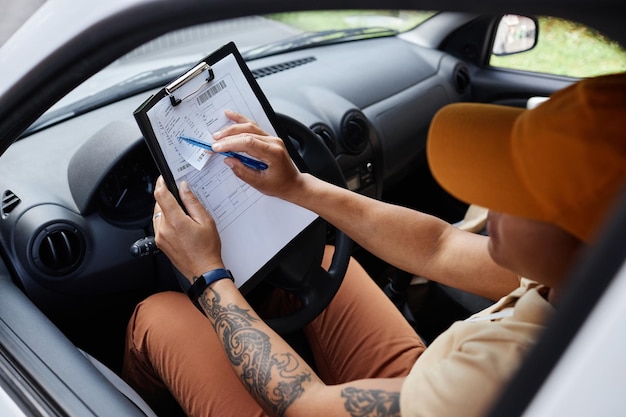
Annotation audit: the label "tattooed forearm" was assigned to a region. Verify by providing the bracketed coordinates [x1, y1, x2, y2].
[199, 288, 311, 416]
[341, 387, 401, 417]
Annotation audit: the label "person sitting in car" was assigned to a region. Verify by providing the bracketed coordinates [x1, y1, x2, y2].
[122, 73, 626, 417]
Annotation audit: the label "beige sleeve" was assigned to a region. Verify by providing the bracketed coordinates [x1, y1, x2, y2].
[400, 320, 541, 417]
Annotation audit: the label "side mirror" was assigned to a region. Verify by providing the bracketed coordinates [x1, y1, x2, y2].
[492, 15, 538, 56]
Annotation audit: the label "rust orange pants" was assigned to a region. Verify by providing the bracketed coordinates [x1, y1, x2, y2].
[122, 247, 426, 416]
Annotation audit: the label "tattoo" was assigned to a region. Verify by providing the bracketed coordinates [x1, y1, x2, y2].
[341, 387, 401, 417]
[199, 288, 311, 416]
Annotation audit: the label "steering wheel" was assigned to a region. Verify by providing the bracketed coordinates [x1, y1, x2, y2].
[262, 114, 353, 334]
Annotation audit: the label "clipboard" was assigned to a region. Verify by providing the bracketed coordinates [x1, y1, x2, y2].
[134, 42, 319, 292]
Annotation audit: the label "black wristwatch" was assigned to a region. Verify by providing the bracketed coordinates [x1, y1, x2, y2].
[187, 268, 234, 302]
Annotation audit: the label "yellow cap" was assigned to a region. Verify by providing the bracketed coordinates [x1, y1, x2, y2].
[427, 73, 626, 243]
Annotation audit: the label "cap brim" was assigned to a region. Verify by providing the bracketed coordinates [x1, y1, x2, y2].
[427, 103, 545, 220]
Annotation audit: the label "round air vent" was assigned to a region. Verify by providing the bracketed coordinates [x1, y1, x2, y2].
[340, 110, 369, 154]
[311, 123, 337, 154]
[31, 223, 86, 276]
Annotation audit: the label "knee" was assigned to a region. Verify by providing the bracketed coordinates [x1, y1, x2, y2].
[131, 292, 189, 322]
[126, 291, 200, 347]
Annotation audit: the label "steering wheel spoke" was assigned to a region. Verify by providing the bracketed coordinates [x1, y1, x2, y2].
[261, 114, 352, 334]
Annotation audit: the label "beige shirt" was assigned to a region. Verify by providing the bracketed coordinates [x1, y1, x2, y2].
[400, 279, 553, 417]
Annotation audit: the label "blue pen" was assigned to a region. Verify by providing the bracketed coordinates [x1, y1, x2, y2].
[178, 135, 268, 170]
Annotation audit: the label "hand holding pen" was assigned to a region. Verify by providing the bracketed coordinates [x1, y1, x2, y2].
[210, 110, 306, 201]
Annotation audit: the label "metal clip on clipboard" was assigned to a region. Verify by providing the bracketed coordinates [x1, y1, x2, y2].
[165, 62, 215, 106]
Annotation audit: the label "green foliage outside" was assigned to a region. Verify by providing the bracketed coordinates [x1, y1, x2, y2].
[491, 17, 626, 78]
[268, 10, 436, 33]
[269, 12, 626, 79]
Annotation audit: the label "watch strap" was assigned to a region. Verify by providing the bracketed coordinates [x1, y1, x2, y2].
[187, 268, 234, 302]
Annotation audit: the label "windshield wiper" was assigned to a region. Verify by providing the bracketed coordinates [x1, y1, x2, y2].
[242, 27, 398, 60]
[23, 63, 194, 137]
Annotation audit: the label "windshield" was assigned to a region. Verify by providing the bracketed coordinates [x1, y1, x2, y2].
[25, 10, 435, 135]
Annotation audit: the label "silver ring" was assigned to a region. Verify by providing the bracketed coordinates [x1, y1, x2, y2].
[153, 212, 162, 220]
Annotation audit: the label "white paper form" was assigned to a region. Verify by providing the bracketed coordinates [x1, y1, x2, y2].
[146, 53, 318, 287]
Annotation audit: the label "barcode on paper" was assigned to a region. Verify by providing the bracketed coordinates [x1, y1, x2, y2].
[197, 80, 227, 105]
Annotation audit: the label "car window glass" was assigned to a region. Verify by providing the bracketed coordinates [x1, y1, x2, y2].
[267, 10, 436, 32]
[25, 10, 436, 136]
[490, 16, 626, 78]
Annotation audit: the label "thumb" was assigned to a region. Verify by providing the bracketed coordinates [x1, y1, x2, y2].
[179, 181, 209, 223]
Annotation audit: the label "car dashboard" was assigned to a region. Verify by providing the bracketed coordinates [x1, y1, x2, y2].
[0, 34, 470, 366]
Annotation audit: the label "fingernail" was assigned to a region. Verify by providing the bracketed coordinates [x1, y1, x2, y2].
[213, 131, 222, 139]
[212, 142, 221, 151]
[224, 159, 235, 168]
[180, 181, 191, 193]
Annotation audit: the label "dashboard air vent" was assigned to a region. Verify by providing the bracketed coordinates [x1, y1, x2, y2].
[31, 223, 85, 276]
[252, 57, 316, 79]
[453, 64, 471, 94]
[1, 190, 20, 219]
[311, 123, 337, 155]
[340, 110, 369, 154]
